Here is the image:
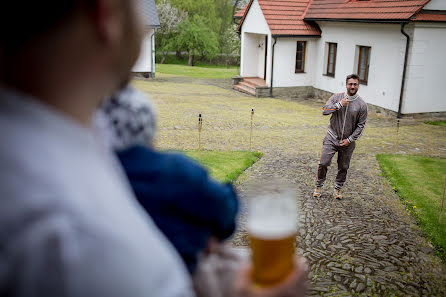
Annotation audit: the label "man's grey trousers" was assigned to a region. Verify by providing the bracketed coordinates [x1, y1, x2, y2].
[316, 135, 356, 189]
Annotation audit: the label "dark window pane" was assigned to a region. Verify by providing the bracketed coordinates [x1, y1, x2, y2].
[297, 42, 304, 52]
[296, 61, 302, 70]
[296, 41, 306, 72]
[326, 43, 336, 76]
[357, 46, 370, 83]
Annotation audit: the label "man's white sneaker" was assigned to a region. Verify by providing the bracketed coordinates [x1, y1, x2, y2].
[334, 189, 342, 200]
[313, 187, 322, 198]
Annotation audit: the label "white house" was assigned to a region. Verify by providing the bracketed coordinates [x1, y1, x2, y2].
[235, 0, 446, 116]
[132, 0, 160, 78]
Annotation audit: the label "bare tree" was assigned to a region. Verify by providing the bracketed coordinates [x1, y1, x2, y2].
[156, 0, 188, 64]
[232, 0, 249, 16]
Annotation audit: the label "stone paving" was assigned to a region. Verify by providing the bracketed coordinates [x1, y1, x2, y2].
[135, 75, 446, 296]
[232, 152, 446, 296]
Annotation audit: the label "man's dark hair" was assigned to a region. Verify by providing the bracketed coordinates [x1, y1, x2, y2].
[0, 2, 81, 51]
[346, 74, 359, 83]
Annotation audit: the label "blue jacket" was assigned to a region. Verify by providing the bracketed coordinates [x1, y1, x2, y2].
[117, 146, 239, 273]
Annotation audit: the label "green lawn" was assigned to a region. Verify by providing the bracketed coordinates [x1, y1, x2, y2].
[156, 63, 239, 79]
[425, 121, 446, 127]
[377, 154, 446, 260]
[180, 150, 262, 183]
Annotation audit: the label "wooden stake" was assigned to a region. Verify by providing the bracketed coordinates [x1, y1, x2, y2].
[392, 119, 400, 173]
[439, 176, 446, 225]
[250, 109, 254, 151]
[198, 114, 202, 164]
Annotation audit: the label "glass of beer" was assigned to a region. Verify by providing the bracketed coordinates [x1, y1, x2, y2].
[247, 191, 298, 287]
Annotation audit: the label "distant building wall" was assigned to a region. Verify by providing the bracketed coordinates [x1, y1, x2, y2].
[133, 28, 155, 73]
[272, 38, 318, 87]
[403, 23, 446, 114]
[313, 22, 406, 113]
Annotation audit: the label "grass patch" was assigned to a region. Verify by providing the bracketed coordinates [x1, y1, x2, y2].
[156, 63, 239, 79]
[180, 150, 262, 183]
[376, 154, 446, 260]
[155, 53, 239, 67]
[425, 121, 446, 127]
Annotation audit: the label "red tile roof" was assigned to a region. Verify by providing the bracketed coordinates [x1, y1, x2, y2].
[305, 0, 430, 21]
[234, 6, 247, 19]
[412, 10, 446, 22]
[238, 0, 321, 36]
[238, 0, 442, 36]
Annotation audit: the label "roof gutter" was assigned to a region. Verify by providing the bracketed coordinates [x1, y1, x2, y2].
[271, 35, 320, 38]
[270, 37, 277, 98]
[304, 18, 410, 24]
[398, 22, 410, 118]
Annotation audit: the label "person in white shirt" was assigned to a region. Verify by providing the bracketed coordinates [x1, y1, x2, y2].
[0, 1, 307, 297]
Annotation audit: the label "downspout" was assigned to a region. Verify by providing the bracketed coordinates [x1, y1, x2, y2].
[270, 37, 277, 98]
[398, 22, 410, 118]
[151, 28, 157, 78]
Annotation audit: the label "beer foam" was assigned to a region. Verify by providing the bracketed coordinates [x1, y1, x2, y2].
[247, 215, 297, 239]
[247, 195, 299, 239]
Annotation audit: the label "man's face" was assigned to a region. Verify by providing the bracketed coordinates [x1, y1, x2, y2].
[346, 78, 359, 96]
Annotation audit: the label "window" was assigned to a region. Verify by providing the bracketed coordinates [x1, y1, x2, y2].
[357, 46, 371, 84]
[295, 41, 306, 73]
[326, 43, 337, 77]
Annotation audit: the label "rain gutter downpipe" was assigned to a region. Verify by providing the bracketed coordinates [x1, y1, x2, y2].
[270, 37, 277, 98]
[398, 22, 410, 119]
[151, 28, 157, 78]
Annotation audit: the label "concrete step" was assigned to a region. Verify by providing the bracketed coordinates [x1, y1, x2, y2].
[243, 77, 266, 87]
[234, 83, 256, 96]
[239, 80, 257, 89]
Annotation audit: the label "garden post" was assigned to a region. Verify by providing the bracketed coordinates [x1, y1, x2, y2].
[198, 114, 202, 164]
[392, 119, 400, 173]
[250, 109, 254, 151]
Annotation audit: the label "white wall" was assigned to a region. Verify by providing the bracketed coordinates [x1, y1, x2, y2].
[272, 38, 318, 87]
[313, 22, 406, 112]
[403, 23, 446, 114]
[424, 0, 446, 10]
[241, 0, 270, 34]
[256, 36, 269, 79]
[240, 0, 271, 79]
[241, 33, 265, 77]
[133, 28, 155, 73]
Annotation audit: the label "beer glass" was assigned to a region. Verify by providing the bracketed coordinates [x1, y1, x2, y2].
[247, 192, 298, 287]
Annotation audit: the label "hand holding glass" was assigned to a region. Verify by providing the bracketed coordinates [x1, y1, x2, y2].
[247, 193, 298, 287]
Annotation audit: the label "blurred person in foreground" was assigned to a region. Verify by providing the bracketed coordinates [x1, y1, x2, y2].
[0, 1, 307, 296]
[96, 86, 239, 274]
[97, 87, 309, 297]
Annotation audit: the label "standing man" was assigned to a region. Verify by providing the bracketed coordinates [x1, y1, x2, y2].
[313, 74, 368, 200]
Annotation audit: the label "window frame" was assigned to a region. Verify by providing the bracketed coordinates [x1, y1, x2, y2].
[295, 41, 307, 73]
[326, 42, 337, 77]
[357, 46, 371, 85]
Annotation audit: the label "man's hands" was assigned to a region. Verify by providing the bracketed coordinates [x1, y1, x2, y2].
[340, 139, 350, 147]
[340, 98, 349, 107]
[233, 257, 308, 297]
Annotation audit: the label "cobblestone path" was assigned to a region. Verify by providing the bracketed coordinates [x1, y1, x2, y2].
[136, 75, 446, 296]
[232, 152, 446, 296]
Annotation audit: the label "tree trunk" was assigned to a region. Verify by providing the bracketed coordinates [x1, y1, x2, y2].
[188, 53, 194, 66]
[160, 51, 167, 64]
[176, 51, 182, 59]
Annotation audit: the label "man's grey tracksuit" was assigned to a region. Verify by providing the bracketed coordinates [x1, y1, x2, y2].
[316, 93, 368, 189]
